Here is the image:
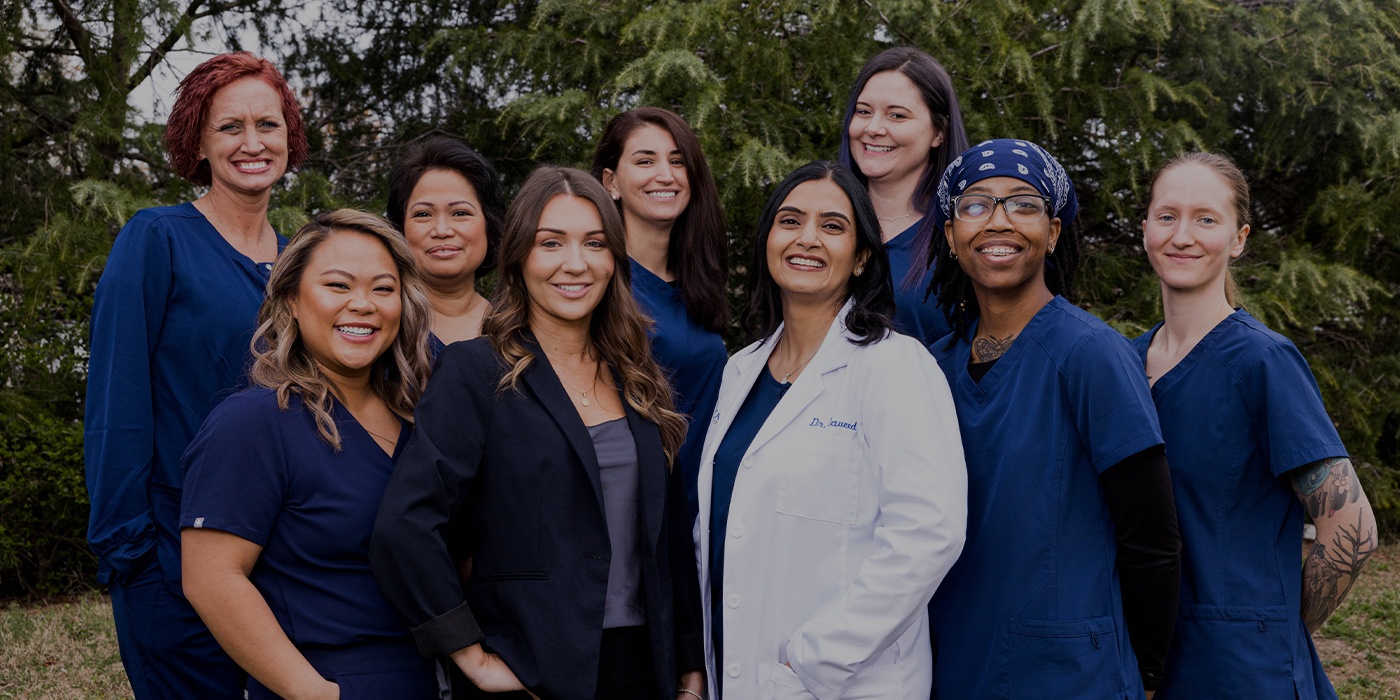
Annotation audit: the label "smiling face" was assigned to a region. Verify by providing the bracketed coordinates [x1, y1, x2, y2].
[291, 231, 403, 388]
[198, 76, 289, 197]
[847, 70, 943, 186]
[602, 123, 691, 234]
[1143, 162, 1249, 297]
[944, 176, 1061, 302]
[403, 168, 489, 288]
[523, 194, 616, 332]
[766, 178, 869, 312]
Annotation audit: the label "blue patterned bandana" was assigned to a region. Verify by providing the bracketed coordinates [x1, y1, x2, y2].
[933, 138, 1078, 233]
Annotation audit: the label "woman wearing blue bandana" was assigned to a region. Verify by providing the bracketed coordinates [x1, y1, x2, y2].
[923, 139, 1182, 699]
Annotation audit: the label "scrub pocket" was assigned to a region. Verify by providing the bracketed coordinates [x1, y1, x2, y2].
[1168, 604, 1293, 698]
[326, 665, 438, 700]
[1006, 616, 1130, 699]
[776, 437, 859, 524]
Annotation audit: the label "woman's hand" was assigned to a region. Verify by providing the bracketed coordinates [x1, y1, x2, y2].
[676, 670, 704, 699]
[303, 680, 340, 700]
[451, 644, 535, 695]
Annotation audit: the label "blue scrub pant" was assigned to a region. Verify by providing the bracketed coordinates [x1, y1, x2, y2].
[110, 568, 243, 699]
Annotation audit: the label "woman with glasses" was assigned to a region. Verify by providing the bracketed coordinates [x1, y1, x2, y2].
[923, 140, 1182, 699]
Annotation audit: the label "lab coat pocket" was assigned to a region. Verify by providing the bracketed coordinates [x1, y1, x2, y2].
[1168, 604, 1292, 698]
[1006, 616, 1126, 699]
[775, 437, 860, 524]
[770, 662, 817, 699]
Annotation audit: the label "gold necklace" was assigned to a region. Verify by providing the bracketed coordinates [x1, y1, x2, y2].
[558, 365, 600, 407]
[877, 211, 917, 223]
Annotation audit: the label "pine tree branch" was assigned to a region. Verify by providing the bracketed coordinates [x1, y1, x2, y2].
[127, 0, 207, 92]
[46, 0, 96, 69]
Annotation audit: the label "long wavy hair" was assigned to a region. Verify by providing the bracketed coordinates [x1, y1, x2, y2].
[482, 167, 687, 465]
[249, 209, 434, 449]
[743, 161, 895, 347]
[590, 107, 729, 332]
[1145, 151, 1251, 307]
[838, 47, 969, 290]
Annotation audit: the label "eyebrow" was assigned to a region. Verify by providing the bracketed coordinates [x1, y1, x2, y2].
[776, 205, 851, 223]
[320, 269, 399, 282]
[536, 228, 607, 236]
[628, 148, 682, 157]
[855, 100, 914, 112]
[412, 200, 476, 209]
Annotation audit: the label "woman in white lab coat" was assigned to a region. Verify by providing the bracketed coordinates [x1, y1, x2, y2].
[695, 160, 966, 700]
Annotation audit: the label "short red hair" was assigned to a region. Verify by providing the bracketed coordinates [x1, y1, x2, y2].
[164, 52, 308, 186]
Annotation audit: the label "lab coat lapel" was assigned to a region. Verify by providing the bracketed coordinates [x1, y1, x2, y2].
[744, 304, 857, 458]
[522, 350, 606, 515]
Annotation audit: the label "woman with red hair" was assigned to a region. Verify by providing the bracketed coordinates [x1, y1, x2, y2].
[84, 51, 307, 699]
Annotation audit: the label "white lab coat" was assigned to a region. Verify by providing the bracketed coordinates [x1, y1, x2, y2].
[695, 304, 968, 700]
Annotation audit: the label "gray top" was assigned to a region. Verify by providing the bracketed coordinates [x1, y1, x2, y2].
[587, 416, 646, 629]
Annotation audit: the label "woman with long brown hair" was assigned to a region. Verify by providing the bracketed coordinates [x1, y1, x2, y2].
[371, 167, 704, 699]
[592, 107, 730, 517]
[180, 209, 436, 699]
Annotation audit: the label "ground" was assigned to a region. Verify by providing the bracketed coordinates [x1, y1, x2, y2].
[1, 545, 1397, 698]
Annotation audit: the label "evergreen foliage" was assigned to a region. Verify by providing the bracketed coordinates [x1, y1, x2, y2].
[2, 0, 1399, 593]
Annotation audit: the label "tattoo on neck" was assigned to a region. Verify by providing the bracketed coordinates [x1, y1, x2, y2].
[973, 334, 1015, 362]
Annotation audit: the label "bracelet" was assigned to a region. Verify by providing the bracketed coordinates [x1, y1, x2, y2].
[677, 689, 702, 699]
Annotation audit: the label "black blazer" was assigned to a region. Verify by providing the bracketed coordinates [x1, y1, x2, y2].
[371, 338, 701, 700]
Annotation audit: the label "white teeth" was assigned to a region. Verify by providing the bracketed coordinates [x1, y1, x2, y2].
[236, 161, 269, 172]
[558, 284, 586, 291]
[981, 246, 1018, 257]
[337, 326, 373, 336]
[789, 256, 825, 268]
[865, 145, 893, 153]
[647, 191, 678, 199]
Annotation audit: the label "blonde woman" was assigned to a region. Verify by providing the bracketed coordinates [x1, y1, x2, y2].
[181, 209, 436, 699]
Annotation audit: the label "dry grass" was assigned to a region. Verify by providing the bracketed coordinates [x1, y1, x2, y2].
[1, 547, 1397, 699]
[0, 593, 131, 699]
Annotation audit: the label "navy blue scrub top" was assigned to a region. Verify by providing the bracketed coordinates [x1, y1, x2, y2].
[180, 388, 416, 651]
[630, 259, 728, 517]
[708, 366, 789, 665]
[927, 296, 1163, 700]
[885, 220, 949, 347]
[84, 203, 284, 585]
[427, 331, 447, 362]
[1133, 310, 1346, 700]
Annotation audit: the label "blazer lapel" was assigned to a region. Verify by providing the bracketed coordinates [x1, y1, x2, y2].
[625, 404, 667, 549]
[521, 349, 606, 515]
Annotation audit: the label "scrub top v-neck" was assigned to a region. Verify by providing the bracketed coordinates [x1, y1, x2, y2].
[630, 258, 728, 516]
[884, 220, 949, 347]
[1133, 310, 1346, 700]
[927, 296, 1163, 699]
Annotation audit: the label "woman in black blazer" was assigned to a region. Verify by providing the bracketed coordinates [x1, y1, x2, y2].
[371, 166, 705, 700]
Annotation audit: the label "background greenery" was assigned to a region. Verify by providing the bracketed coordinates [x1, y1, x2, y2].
[3, 0, 1398, 596]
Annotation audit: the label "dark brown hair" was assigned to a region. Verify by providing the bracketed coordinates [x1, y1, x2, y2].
[385, 136, 506, 275]
[590, 107, 729, 332]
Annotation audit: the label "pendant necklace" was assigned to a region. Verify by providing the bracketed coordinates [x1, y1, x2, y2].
[559, 365, 600, 407]
[776, 342, 820, 384]
[877, 211, 917, 224]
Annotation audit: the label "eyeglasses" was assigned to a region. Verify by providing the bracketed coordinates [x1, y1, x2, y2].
[952, 194, 1051, 222]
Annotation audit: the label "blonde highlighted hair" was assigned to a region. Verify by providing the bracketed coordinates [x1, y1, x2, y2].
[482, 166, 688, 465]
[249, 209, 434, 449]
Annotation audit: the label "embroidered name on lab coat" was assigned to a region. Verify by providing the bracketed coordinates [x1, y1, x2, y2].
[809, 417, 858, 431]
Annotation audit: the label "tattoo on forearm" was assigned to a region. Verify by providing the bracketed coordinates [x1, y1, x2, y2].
[1301, 510, 1377, 632]
[1293, 457, 1361, 519]
[972, 334, 1015, 362]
